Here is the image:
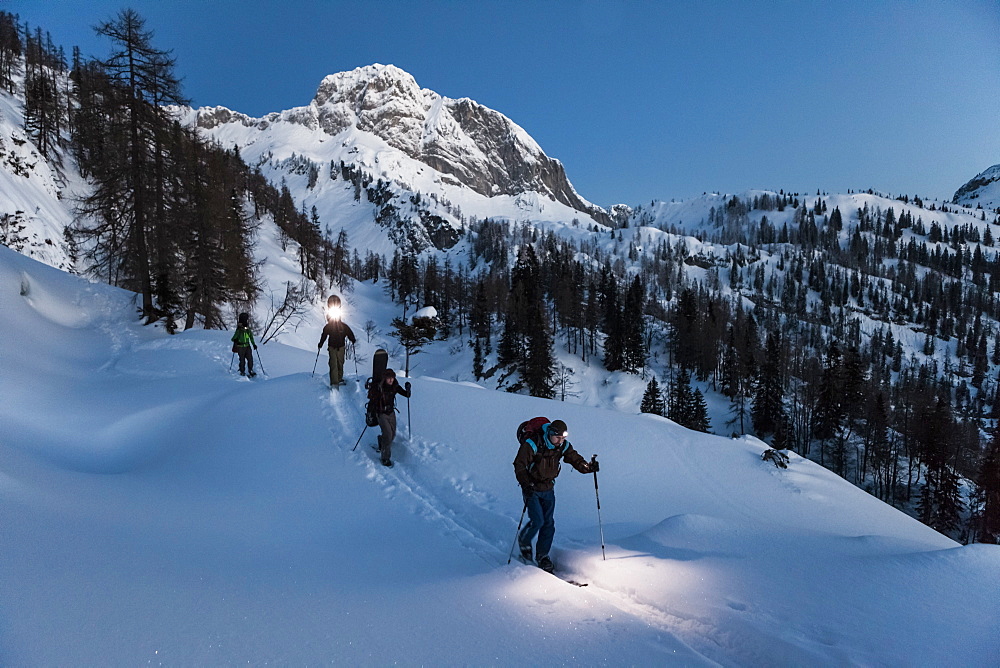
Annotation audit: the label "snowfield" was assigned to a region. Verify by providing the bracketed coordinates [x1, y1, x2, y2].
[1, 244, 998, 665]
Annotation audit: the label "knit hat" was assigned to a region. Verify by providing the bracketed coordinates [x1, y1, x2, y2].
[549, 419, 568, 437]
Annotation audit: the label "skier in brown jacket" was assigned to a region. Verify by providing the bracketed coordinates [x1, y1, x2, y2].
[513, 419, 596, 573]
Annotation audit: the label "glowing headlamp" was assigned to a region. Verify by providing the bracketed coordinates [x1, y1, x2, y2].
[326, 305, 343, 321]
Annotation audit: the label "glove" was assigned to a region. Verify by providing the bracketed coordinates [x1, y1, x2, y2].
[589, 459, 600, 473]
[405, 381, 411, 392]
[253, 345, 258, 350]
[521, 484, 534, 499]
[317, 342, 323, 349]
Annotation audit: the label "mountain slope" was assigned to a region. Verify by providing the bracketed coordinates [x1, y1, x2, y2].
[954, 164, 1000, 211]
[177, 64, 610, 254]
[0, 85, 75, 271]
[1, 244, 997, 665]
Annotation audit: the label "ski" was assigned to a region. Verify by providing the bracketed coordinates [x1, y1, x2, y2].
[559, 577, 589, 587]
[516, 555, 587, 586]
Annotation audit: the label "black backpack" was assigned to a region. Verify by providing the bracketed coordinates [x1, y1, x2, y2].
[364, 378, 383, 427]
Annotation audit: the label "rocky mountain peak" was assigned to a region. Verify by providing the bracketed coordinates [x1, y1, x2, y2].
[189, 64, 608, 224]
[309, 64, 603, 216]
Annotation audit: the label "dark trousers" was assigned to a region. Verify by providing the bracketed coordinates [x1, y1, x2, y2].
[377, 411, 397, 461]
[519, 488, 556, 560]
[236, 346, 254, 374]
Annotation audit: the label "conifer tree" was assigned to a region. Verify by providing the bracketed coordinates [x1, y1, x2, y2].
[601, 272, 625, 372]
[640, 377, 665, 416]
[93, 9, 186, 321]
[668, 369, 695, 428]
[499, 246, 555, 397]
[621, 275, 647, 373]
[689, 388, 711, 433]
[752, 331, 786, 438]
[978, 429, 1000, 543]
[523, 300, 556, 399]
[23, 27, 64, 159]
[0, 12, 21, 94]
[916, 396, 964, 536]
[390, 313, 438, 377]
[812, 343, 845, 468]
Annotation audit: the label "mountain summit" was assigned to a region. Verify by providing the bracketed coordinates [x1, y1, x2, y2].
[189, 64, 608, 224]
[953, 163, 1000, 211]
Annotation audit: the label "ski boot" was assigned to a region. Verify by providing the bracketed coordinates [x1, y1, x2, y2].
[537, 555, 554, 573]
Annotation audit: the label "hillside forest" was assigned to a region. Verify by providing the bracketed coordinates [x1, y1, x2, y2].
[1, 9, 999, 545]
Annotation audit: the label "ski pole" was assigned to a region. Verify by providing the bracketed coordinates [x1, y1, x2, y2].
[407, 392, 412, 439]
[591, 455, 606, 560]
[254, 347, 266, 376]
[507, 504, 527, 564]
[351, 424, 368, 451]
[229, 352, 235, 372]
[311, 348, 320, 377]
[352, 341, 359, 375]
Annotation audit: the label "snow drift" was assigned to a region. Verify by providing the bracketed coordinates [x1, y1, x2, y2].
[1, 244, 998, 665]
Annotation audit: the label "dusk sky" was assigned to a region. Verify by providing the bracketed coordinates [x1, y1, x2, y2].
[10, 0, 1000, 207]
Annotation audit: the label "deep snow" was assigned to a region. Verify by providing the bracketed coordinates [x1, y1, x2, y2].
[2, 245, 998, 665]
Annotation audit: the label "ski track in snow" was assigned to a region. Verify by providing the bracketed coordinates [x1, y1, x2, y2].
[323, 381, 505, 566]
[316, 376, 732, 663]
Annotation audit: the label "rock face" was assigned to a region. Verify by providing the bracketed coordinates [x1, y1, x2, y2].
[193, 64, 607, 223]
[953, 164, 1000, 211]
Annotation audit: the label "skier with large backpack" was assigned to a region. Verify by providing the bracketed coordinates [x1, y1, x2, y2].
[513, 417, 597, 573]
[231, 312, 258, 377]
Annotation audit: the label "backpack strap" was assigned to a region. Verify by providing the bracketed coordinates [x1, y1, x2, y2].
[526, 424, 564, 455]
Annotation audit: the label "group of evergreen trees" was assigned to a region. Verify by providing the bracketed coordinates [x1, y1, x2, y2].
[1, 9, 333, 331]
[363, 196, 1000, 543]
[2, 10, 998, 544]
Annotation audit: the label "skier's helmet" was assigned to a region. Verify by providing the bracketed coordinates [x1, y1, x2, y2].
[326, 294, 343, 321]
[238, 312, 250, 326]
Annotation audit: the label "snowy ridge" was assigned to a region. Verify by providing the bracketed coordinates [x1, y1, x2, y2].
[1, 244, 997, 664]
[179, 64, 609, 233]
[954, 164, 1000, 211]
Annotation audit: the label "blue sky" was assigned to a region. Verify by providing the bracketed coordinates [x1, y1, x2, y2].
[10, 0, 1000, 207]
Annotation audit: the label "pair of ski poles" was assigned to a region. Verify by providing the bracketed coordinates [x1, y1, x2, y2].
[507, 455, 605, 564]
[229, 347, 266, 376]
[312, 342, 359, 378]
[351, 378, 413, 451]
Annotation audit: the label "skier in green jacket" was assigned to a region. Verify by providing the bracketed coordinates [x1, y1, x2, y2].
[231, 312, 258, 377]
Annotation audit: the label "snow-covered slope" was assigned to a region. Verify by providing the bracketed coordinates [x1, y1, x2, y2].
[954, 164, 1000, 211]
[0, 83, 76, 270]
[2, 244, 997, 665]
